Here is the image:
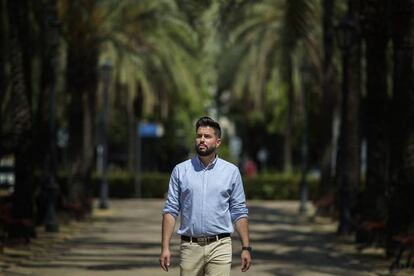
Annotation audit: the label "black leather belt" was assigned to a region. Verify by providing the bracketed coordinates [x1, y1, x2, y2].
[181, 233, 230, 244]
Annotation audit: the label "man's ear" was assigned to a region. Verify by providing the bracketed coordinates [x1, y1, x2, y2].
[216, 138, 222, 148]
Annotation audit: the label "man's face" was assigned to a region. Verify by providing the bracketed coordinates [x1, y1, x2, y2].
[195, 126, 221, 157]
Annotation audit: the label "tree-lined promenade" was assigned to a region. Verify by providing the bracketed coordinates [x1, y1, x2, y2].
[3, 199, 408, 276]
[1, 0, 414, 272]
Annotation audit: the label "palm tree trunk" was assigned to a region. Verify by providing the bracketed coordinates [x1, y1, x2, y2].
[337, 0, 362, 235]
[360, 0, 389, 222]
[66, 47, 85, 203]
[283, 58, 294, 173]
[7, 0, 35, 239]
[37, 0, 60, 232]
[386, 0, 414, 255]
[66, 46, 98, 205]
[0, 0, 6, 134]
[64, 0, 99, 207]
[127, 84, 135, 172]
[83, 51, 98, 199]
[319, 0, 337, 195]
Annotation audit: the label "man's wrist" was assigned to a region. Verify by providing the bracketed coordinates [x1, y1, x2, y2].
[241, 246, 252, 252]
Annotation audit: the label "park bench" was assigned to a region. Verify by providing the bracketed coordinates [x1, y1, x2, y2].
[389, 233, 414, 271]
[0, 185, 13, 252]
[61, 197, 93, 221]
[355, 220, 386, 251]
[0, 193, 34, 252]
[313, 193, 335, 217]
[61, 202, 84, 220]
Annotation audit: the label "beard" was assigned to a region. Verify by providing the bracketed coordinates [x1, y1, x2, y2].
[195, 144, 216, 156]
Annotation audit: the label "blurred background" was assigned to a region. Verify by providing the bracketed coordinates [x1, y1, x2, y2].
[0, 0, 413, 259]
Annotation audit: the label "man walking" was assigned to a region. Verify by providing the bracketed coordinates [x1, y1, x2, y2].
[160, 116, 252, 275]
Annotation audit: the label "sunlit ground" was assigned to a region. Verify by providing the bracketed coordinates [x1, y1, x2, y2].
[1, 199, 412, 276]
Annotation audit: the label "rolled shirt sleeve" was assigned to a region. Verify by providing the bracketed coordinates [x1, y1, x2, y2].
[162, 166, 181, 218]
[229, 169, 249, 222]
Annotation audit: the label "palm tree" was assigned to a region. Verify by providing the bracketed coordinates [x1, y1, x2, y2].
[58, 0, 100, 205]
[217, 0, 320, 172]
[57, 0, 206, 203]
[103, 0, 207, 168]
[280, 0, 320, 173]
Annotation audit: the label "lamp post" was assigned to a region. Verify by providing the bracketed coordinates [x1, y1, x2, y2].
[98, 61, 112, 209]
[299, 59, 312, 214]
[133, 86, 143, 198]
[335, 13, 356, 234]
[135, 122, 142, 198]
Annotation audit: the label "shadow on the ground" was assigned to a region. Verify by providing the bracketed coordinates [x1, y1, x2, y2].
[20, 238, 173, 270]
[233, 204, 375, 276]
[13, 200, 377, 275]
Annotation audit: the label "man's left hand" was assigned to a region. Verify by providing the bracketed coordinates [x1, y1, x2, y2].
[240, 251, 251, 272]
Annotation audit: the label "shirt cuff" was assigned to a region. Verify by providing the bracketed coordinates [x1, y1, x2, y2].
[163, 210, 178, 219]
[232, 213, 248, 223]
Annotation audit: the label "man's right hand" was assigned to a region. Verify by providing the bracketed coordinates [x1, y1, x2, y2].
[160, 248, 171, 271]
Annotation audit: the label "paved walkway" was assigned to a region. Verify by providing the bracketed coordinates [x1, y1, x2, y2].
[0, 199, 409, 275]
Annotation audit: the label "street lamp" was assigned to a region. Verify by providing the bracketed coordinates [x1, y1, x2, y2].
[98, 61, 112, 209]
[335, 13, 356, 234]
[299, 59, 312, 214]
[335, 14, 356, 52]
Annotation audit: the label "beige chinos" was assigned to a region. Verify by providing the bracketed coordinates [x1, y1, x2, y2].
[180, 237, 232, 276]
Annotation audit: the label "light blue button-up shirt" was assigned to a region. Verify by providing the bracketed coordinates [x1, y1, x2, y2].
[163, 156, 248, 236]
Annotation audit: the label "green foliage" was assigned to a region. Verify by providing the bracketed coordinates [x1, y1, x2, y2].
[97, 0, 209, 121]
[108, 102, 129, 147]
[216, 0, 321, 164]
[87, 171, 319, 200]
[91, 171, 170, 198]
[243, 173, 319, 200]
[217, 140, 237, 164]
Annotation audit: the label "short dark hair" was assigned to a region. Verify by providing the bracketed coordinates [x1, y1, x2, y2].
[195, 116, 221, 138]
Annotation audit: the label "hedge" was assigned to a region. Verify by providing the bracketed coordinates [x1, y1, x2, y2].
[243, 174, 319, 200]
[90, 171, 319, 200]
[89, 172, 169, 198]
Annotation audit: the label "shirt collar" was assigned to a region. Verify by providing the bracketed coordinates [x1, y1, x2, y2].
[196, 155, 218, 170]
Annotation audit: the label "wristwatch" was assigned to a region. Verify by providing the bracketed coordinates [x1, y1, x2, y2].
[242, 246, 252, 252]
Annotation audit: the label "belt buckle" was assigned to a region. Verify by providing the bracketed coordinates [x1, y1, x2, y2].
[196, 236, 207, 245]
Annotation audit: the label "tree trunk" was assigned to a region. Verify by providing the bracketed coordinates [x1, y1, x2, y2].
[319, 0, 337, 196]
[66, 45, 98, 205]
[0, 0, 6, 135]
[386, 0, 414, 256]
[83, 52, 98, 199]
[7, 0, 35, 239]
[337, 0, 362, 235]
[283, 58, 294, 173]
[64, 0, 99, 207]
[35, 0, 60, 232]
[127, 84, 135, 172]
[360, 0, 389, 222]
